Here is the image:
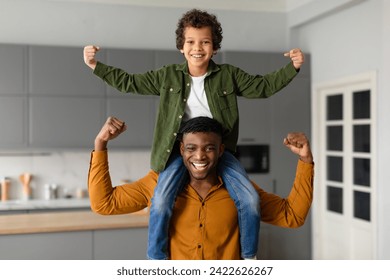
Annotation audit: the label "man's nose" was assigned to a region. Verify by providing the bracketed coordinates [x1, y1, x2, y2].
[194, 149, 206, 159]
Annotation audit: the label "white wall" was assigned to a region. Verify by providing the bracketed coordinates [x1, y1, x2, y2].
[291, 0, 390, 259]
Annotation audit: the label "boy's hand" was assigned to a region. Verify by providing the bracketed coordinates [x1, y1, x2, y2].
[283, 132, 313, 164]
[83, 45, 100, 70]
[284, 48, 304, 70]
[95, 116, 127, 151]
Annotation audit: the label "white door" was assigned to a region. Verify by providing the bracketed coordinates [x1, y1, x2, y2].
[312, 72, 377, 259]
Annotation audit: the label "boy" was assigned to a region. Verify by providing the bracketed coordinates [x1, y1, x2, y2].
[83, 9, 304, 259]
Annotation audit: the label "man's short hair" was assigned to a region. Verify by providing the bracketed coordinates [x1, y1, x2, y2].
[178, 117, 223, 141]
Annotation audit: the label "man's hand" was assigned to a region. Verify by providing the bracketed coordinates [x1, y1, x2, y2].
[283, 132, 313, 164]
[83, 45, 100, 70]
[95, 116, 127, 151]
[284, 48, 304, 70]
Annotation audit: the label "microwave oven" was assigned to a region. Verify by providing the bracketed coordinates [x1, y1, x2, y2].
[235, 145, 269, 174]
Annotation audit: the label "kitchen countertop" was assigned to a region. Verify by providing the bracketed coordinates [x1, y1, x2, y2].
[0, 210, 149, 235]
[0, 198, 91, 211]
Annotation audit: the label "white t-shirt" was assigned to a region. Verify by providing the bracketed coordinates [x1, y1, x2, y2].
[183, 73, 213, 121]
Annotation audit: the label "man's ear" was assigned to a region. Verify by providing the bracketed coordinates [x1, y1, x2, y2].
[219, 143, 225, 158]
[180, 141, 185, 156]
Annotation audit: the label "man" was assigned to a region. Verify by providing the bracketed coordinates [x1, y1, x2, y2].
[88, 116, 314, 260]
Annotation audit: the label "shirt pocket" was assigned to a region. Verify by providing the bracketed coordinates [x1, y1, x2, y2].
[160, 85, 183, 109]
[216, 87, 237, 111]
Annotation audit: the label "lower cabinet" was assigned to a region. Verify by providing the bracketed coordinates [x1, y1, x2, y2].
[0, 231, 93, 260]
[0, 227, 148, 260]
[93, 228, 148, 260]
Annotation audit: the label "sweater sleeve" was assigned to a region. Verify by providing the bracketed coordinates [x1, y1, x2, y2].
[88, 150, 158, 215]
[256, 160, 314, 228]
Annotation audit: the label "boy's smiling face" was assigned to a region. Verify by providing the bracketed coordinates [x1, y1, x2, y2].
[180, 26, 214, 76]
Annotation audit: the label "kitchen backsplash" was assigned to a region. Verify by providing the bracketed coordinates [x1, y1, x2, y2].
[0, 149, 151, 201]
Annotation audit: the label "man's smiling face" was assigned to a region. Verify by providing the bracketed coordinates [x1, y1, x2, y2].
[180, 131, 224, 182]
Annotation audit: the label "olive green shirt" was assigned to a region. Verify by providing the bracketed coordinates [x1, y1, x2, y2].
[93, 60, 298, 172]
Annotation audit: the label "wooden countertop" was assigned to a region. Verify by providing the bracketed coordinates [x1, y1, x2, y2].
[0, 210, 149, 235]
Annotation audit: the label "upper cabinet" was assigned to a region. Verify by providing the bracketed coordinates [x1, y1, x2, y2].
[29, 96, 105, 149]
[0, 45, 28, 149]
[105, 48, 156, 97]
[0, 44, 27, 95]
[29, 46, 105, 97]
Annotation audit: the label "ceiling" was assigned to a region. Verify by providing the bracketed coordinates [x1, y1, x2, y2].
[47, 0, 315, 13]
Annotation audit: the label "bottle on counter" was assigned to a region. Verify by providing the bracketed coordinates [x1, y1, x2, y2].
[1, 177, 11, 201]
[44, 184, 58, 200]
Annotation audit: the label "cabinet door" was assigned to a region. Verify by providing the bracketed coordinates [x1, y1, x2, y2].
[237, 97, 272, 144]
[29, 45, 105, 97]
[29, 97, 105, 148]
[106, 97, 156, 148]
[0, 231, 93, 260]
[0, 96, 27, 148]
[0, 44, 27, 95]
[222, 51, 270, 75]
[106, 48, 155, 96]
[155, 50, 185, 68]
[93, 227, 148, 260]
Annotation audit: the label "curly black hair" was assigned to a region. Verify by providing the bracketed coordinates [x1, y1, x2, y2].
[175, 9, 223, 51]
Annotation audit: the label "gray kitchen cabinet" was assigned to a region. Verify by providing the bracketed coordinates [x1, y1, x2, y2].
[29, 45, 105, 97]
[0, 44, 27, 95]
[155, 49, 185, 68]
[0, 96, 28, 148]
[93, 227, 148, 260]
[0, 231, 93, 260]
[237, 97, 272, 144]
[105, 48, 156, 96]
[29, 96, 105, 148]
[106, 97, 156, 148]
[104, 48, 158, 148]
[222, 51, 271, 75]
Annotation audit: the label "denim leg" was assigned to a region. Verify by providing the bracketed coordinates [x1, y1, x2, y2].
[147, 154, 188, 260]
[218, 151, 261, 259]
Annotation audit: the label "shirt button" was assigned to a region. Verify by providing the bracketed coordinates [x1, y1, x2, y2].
[183, 98, 187, 102]
[173, 133, 177, 137]
[178, 115, 182, 119]
[167, 149, 170, 153]
[187, 83, 190, 87]
[170, 88, 173, 92]
[198, 244, 202, 248]
[223, 91, 227, 95]
[199, 223, 203, 227]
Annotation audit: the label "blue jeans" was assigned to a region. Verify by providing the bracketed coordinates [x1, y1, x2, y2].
[147, 151, 261, 259]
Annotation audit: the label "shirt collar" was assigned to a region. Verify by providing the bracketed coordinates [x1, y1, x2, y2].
[176, 59, 220, 76]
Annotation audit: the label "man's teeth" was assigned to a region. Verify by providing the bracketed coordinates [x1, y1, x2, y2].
[192, 54, 203, 58]
[193, 163, 207, 169]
